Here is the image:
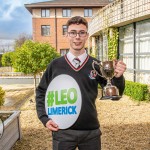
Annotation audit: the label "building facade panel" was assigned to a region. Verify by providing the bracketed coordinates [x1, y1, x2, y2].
[31, 7, 100, 53]
[88, 0, 150, 84]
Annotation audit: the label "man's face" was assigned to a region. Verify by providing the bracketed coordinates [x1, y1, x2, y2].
[67, 24, 89, 52]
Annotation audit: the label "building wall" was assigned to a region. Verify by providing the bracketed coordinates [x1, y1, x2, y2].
[88, 0, 150, 84]
[32, 8, 100, 53]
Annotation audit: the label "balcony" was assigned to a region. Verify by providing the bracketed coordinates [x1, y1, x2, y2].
[89, 0, 150, 36]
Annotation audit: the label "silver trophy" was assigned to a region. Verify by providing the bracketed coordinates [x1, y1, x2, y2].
[92, 60, 121, 100]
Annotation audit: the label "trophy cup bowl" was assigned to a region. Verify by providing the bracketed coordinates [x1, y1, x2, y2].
[92, 60, 121, 100]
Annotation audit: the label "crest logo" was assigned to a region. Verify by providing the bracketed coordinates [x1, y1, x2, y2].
[89, 70, 97, 79]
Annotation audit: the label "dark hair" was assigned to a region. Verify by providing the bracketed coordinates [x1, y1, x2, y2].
[66, 16, 88, 29]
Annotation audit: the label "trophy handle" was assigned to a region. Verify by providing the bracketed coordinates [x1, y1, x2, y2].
[92, 60, 103, 77]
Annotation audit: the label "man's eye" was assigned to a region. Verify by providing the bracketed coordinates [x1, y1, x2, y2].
[80, 32, 86, 35]
[70, 32, 76, 35]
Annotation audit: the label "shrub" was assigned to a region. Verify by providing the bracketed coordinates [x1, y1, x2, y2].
[0, 87, 5, 106]
[124, 81, 150, 101]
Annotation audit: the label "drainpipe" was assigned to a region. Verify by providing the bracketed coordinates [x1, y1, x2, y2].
[117, 27, 120, 59]
[54, 8, 57, 51]
[88, 37, 91, 54]
[133, 22, 136, 82]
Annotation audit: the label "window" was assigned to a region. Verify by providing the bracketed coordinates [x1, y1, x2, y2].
[62, 25, 67, 35]
[119, 24, 134, 71]
[41, 25, 50, 36]
[119, 19, 150, 84]
[41, 9, 50, 17]
[135, 20, 150, 83]
[62, 8, 71, 17]
[60, 49, 69, 56]
[84, 8, 92, 17]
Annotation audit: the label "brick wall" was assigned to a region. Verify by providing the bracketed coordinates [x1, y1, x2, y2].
[32, 8, 97, 53]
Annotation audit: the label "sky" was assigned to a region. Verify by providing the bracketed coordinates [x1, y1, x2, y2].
[0, 0, 49, 40]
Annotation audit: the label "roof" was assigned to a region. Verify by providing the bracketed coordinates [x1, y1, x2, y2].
[25, 0, 110, 13]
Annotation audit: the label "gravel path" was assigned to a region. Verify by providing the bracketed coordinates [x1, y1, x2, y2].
[11, 95, 150, 150]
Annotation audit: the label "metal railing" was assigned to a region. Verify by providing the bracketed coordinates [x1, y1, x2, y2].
[89, 0, 150, 36]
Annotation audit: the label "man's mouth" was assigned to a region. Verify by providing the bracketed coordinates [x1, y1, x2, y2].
[74, 42, 82, 46]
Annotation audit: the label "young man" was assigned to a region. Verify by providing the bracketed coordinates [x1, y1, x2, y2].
[36, 16, 126, 150]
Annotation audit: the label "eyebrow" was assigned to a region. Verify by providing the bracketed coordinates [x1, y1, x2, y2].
[69, 30, 86, 32]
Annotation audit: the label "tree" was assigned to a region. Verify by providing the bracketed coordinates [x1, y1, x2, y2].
[13, 40, 60, 95]
[14, 33, 32, 49]
[1, 51, 14, 67]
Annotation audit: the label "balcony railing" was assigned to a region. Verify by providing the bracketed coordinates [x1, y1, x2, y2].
[89, 0, 150, 36]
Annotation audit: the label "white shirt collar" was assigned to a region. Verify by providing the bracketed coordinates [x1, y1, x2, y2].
[67, 50, 88, 65]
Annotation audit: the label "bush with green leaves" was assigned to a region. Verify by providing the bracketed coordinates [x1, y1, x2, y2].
[13, 40, 60, 74]
[0, 87, 5, 106]
[1, 51, 15, 67]
[124, 80, 150, 101]
[12, 40, 60, 95]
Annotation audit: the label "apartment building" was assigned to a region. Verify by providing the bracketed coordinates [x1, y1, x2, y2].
[25, 0, 111, 56]
[88, 0, 150, 84]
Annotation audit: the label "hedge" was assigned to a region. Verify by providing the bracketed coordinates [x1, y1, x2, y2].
[124, 80, 150, 101]
[0, 86, 5, 106]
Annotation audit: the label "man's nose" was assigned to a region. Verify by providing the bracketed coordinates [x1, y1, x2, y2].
[76, 33, 80, 38]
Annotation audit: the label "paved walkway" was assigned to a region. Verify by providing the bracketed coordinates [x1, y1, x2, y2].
[0, 84, 34, 110]
[1, 84, 34, 91]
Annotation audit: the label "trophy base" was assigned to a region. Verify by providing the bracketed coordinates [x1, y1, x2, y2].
[100, 95, 122, 101]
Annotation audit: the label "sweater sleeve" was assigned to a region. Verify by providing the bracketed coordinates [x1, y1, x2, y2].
[111, 75, 125, 96]
[36, 63, 53, 126]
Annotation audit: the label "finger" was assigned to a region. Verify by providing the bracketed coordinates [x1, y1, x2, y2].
[115, 61, 126, 70]
[117, 61, 126, 68]
[115, 65, 126, 72]
[113, 60, 126, 70]
[48, 124, 59, 131]
[114, 67, 125, 77]
[115, 68, 125, 75]
[46, 120, 59, 131]
[113, 60, 117, 68]
[50, 121, 58, 128]
[47, 124, 59, 131]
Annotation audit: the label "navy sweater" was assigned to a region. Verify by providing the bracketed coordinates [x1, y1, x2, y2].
[36, 55, 125, 130]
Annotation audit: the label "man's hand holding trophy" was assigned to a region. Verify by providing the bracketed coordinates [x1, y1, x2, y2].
[92, 60, 126, 100]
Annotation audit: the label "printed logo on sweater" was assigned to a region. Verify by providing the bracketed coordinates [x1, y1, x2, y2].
[45, 74, 82, 129]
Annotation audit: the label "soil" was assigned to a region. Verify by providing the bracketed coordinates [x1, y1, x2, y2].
[0, 113, 12, 121]
[10, 93, 150, 150]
